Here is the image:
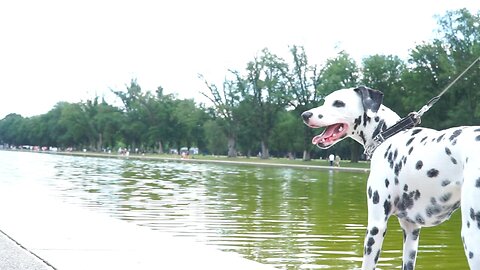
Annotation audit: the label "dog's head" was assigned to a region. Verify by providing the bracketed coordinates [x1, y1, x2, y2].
[301, 86, 383, 148]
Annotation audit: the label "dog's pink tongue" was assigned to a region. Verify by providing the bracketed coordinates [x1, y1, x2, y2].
[312, 125, 336, 145]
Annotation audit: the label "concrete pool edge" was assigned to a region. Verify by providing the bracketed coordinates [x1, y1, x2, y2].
[36, 150, 371, 173]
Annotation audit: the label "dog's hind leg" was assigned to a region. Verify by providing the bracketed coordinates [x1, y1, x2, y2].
[461, 162, 480, 270]
[398, 219, 421, 270]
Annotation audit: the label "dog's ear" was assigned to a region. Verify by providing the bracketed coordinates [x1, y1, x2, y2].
[354, 86, 384, 113]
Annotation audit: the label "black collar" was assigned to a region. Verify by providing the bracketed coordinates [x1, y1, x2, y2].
[364, 113, 421, 158]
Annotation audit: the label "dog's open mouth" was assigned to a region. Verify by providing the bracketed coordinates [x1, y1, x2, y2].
[312, 123, 349, 148]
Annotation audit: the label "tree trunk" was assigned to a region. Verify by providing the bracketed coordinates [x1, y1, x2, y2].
[302, 126, 312, 161]
[302, 150, 311, 161]
[350, 142, 360, 163]
[158, 140, 164, 154]
[227, 136, 237, 157]
[97, 133, 103, 152]
[260, 140, 269, 159]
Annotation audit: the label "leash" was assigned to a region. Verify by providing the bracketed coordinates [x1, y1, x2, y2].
[365, 56, 480, 158]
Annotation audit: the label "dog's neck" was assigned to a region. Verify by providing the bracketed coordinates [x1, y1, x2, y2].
[350, 104, 401, 150]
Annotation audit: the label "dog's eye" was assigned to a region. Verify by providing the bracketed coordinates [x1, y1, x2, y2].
[333, 100, 346, 108]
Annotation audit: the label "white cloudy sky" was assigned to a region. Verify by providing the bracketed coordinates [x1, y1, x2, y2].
[0, 0, 479, 119]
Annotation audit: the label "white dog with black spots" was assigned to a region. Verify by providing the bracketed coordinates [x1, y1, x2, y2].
[302, 86, 480, 270]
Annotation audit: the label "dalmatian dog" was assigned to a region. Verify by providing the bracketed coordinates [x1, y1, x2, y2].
[301, 86, 480, 270]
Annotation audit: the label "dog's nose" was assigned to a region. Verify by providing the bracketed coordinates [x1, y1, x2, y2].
[301, 111, 313, 122]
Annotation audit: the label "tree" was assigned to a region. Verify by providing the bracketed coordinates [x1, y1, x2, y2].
[237, 48, 291, 159]
[317, 50, 359, 95]
[282, 45, 323, 161]
[436, 9, 480, 127]
[199, 74, 241, 157]
[203, 119, 228, 155]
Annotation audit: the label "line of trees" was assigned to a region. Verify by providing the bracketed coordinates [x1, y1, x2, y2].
[1, 9, 479, 162]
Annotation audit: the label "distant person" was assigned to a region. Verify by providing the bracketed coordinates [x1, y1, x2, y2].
[335, 155, 341, 167]
[329, 154, 334, 166]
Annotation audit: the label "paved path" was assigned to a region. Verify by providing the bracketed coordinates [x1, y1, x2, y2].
[0, 182, 277, 270]
[0, 230, 53, 270]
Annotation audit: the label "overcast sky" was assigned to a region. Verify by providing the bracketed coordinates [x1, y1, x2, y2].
[0, 0, 479, 119]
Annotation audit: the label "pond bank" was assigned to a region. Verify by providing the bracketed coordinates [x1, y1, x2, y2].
[52, 151, 371, 173]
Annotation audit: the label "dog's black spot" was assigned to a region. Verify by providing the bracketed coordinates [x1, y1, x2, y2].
[445, 147, 452, 155]
[395, 177, 399, 185]
[373, 191, 380, 204]
[362, 112, 371, 127]
[415, 160, 423, 170]
[450, 129, 462, 141]
[394, 162, 402, 176]
[408, 146, 414, 155]
[374, 250, 380, 264]
[476, 135, 480, 141]
[385, 178, 390, 188]
[406, 137, 415, 146]
[470, 252, 474, 259]
[451, 157, 457, 165]
[409, 250, 417, 260]
[368, 186, 372, 199]
[414, 190, 421, 200]
[396, 192, 414, 211]
[318, 114, 324, 119]
[370, 227, 379, 235]
[374, 116, 380, 122]
[440, 192, 452, 203]
[427, 168, 439, 178]
[354, 116, 362, 130]
[467, 221, 471, 228]
[411, 129, 422, 136]
[372, 120, 385, 139]
[442, 180, 451, 187]
[393, 149, 398, 160]
[359, 131, 366, 144]
[384, 144, 392, 158]
[420, 136, 428, 143]
[404, 261, 414, 270]
[388, 152, 394, 169]
[437, 133, 445, 142]
[367, 237, 375, 247]
[412, 229, 420, 240]
[384, 199, 391, 218]
[333, 100, 346, 108]
[426, 204, 442, 217]
[404, 184, 408, 192]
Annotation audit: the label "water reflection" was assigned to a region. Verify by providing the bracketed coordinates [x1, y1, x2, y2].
[0, 151, 467, 270]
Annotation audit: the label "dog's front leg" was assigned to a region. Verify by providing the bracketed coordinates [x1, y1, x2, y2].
[398, 220, 421, 270]
[361, 199, 389, 269]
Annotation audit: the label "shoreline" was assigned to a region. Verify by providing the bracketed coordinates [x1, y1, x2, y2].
[47, 150, 371, 173]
